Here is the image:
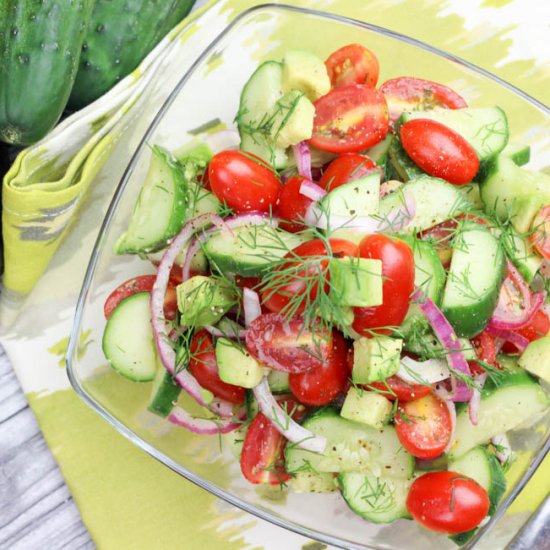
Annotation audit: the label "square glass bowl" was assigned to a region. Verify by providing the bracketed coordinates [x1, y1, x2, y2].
[66, 4, 550, 549]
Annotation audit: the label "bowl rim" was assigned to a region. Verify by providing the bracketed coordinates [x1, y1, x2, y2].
[66, 3, 550, 549]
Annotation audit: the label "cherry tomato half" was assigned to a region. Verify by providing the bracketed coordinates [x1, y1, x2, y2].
[240, 411, 291, 485]
[208, 150, 282, 213]
[530, 204, 550, 260]
[380, 77, 467, 125]
[501, 309, 550, 354]
[276, 175, 315, 233]
[367, 375, 432, 402]
[103, 275, 178, 320]
[469, 330, 499, 376]
[406, 471, 490, 534]
[245, 313, 332, 374]
[262, 238, 359, 315]
[352, 234, 414, 336]
[319, 153, 378, 192]
[395, 393, 452, 459]
[189, 330, 245, 405]
[400, 119, 479, 185]
[289, 330, 350, 406]
[324, 43, 380, 88]
[310, 85, 389, 153]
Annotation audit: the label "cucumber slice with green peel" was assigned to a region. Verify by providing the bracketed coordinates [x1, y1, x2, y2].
[448, 370, 550, 460]
[502, 228, 542, 284]
[148, 367, 181, 418]
[204, 223, 306, 277]
[457, 183, 484, 210]
[102, 292, 157, 382]
[285, 408, 414, 479]
[365, 134, 393, 166]
[398, 107, 509, 164]
[387, 136, 425, 181]
[502, 141, 530, 166]
[267, 370, 290, 393]
[237, 61, 288, 169]
[290, 472, 338, 493]
[448, 446, 506, 515]
[481, 155, 550, 234]
[441, 221, 505, 338]
[338, 473, 412, 523]
[378, 176, 467, 234]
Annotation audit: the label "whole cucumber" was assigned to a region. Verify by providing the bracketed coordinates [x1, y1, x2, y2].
[68, 0, 196, 110]
[0, 1, 95, 145]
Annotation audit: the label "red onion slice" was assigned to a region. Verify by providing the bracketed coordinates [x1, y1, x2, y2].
[413, 288, 472, 402]
[168, 406, 241, 434]
[204, 324, 247, 339]
[293, 141, 312, 180]
[182, 238, 202, 282]
[299, 179, 327, 202]
[397, 356, 450, 385]
[253, 378, 327, 454]
[243, 288, 262, 327]
[468, 373, 488, 426]
[485, 326, 530, 353]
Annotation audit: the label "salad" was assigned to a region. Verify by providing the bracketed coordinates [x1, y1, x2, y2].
[101, 43, 550, 543]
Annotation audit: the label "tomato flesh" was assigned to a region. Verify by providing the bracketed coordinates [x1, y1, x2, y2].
[289, 331, 350, 406]
[501, 309, 550, 354]
[240, 411, 290, 485]
[189, 330, 246, 404]
[400, 119, 479, 185]
[380, 77, 467, 125]
[245, 313, 332, 374]
[367, 375, 432, 402]
[319, 153, 378, 192]
[310, 85, 389, 153]
[530, 204, 550, 259]
[469, 330, 499, 376]
[325, 43, 380, 88]
[208, 150, 282, 213]
[395, 393, 452, 459]
[406, 471, 490, 534]
[276, 175, 315, 233]
[352, 234, 414, 336]
[104, 275, 178, 320]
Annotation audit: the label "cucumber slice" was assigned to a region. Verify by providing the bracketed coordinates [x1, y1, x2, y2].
[290, 472, 338, 493]
[285, 408, 414, 479]
[365, 134, 393, 166]
[102, 292, 157, 382]
[502, 228, 542, 284]
[204, 223, 306, 277]
[338, 473, 412, 523]
[449, 371, 550, 459]
[399, 107, 509, 163]
[378, 176, 466, 234]
[448, 446, 506, 515]
[148, 367, 181, 418]
[441, 221, 505, 338]
[116, 146, 188, 254]
[267, 370, 290, 392]
[481, 155, 550, 234]
[237, 61, 288, 169]
[502, 141, 530, 166]
[387, 136, 424, 181]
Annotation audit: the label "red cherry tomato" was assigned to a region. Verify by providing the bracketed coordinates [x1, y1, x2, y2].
[406, 471, 490, 534]
[469, 330, 499, 376]
[310, 85, 389, 153]
[103, 275, 178, 320]
[502, 309, 550, 354]
[319, 154, 378, 192]
[325, 43, 380, 88]
[400, 119, 479, 185]
[380, 77, 467, 125]
[276, 176, 315, 233]
[188, 330, 245, 405]
[262, 238, 359, 315]
[240, 411, 291, 485]
[245, 313, 332, 374]
[530, 205, 550, 259]
[352, 235, 414, 336]
[208, 150, 282, 213]
[395, 393, 452, 459]
[367, 375, 432, 402]
[289, 331, 350, 406]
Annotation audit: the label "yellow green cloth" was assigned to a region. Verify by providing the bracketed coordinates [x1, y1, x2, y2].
[1, 0, 549, 549]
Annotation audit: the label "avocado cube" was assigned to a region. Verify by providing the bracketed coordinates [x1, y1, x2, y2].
[177, 275, 236, 326]
[216, 338, 266, 388]
[519, 335, 550, 384]
[341, 388, 393, 429]
[329, 257, 383, 307]
[282, 49, 331, 101]
[270, 91, 314, 149]
[352, 336, 402, 384]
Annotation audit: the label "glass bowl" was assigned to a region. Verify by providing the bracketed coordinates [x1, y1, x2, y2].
[66, 4, 550, 549]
